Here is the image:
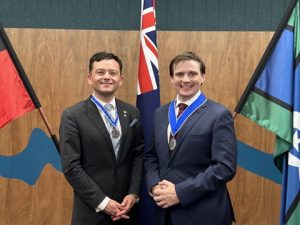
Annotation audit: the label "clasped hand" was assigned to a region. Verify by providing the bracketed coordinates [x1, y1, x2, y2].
[103, 194, 136, 221]
[151, 180, 180, 208]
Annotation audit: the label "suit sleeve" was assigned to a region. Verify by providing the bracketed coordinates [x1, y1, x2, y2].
[127, 108, 144, 196]
[60, 109, 106, 209]
[175, 108, 237, 207]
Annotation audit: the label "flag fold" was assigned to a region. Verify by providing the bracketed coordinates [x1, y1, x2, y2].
[235, 1, 300, 224]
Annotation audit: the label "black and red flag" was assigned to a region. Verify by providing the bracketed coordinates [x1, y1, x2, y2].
[0, 23, 40, 128]
[0, 23, 59, 152]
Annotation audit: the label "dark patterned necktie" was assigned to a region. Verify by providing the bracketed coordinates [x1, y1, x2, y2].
[177, 103, 188, 118]
[169, 103, 188, 156]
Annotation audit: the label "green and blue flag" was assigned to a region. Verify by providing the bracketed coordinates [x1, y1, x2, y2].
[235, 0, 300, 224]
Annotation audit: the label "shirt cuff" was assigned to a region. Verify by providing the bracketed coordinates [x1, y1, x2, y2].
[95, 197, 110, 212]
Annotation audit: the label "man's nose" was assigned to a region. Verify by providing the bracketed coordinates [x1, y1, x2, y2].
[103, 71, 111, 79]
[182, 74, 190, 82]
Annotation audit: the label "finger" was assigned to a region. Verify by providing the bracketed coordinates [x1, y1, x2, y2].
[162, 204, 170, 209]
[116, 209, 128, 217]
[153, 195, 165, 202]
[154, 197, 167, 206]
[158, 199, 172, 208]
[155, 200, 163, 206]
[111, 216, 121, 221]
[121, 198, 130, 207]
[121, 214, 130, 219]
[156, 200, 167, 207]
[114, 214, 130, 220]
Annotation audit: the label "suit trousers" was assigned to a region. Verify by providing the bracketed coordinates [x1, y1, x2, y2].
[165, 209, 173, 225]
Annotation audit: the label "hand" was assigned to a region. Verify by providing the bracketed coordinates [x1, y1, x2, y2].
[151, 184, 161, 196]
[111, 195, 136, 221]
[153, 180, 180, 208]
[103, 199, 129, 221]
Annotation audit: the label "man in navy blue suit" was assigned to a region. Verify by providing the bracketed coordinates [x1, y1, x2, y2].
[144, 52, 237, 225]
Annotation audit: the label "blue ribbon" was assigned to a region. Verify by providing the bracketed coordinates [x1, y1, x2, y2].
[91, 96, 119, 128]
[168, 93, 207, 136]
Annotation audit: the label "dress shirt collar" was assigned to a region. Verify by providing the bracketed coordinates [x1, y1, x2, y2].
[175, 91, 201, 107]
[92, 94, 116, 110]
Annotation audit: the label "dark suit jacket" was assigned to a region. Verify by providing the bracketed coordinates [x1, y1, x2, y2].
[60, 96, 144, 225]
[144, 99, 237, 225]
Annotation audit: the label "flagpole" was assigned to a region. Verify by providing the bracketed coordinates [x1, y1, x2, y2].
[234, 0, 298, 115]
[232, 112, 237, 120]
[38, 108, 60, 152]
[0, 23, 60, 153]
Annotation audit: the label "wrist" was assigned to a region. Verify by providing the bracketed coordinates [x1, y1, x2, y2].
[130, 194, 140, 204]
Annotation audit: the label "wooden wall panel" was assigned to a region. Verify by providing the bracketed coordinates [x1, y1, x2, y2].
[0, 28, 280, 225]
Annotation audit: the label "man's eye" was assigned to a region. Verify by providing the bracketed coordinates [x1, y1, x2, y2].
[109, 71, 118, 76]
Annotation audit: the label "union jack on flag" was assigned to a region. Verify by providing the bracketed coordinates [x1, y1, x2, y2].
[137, 0, 159, 95]
[136, 1, 160, 225]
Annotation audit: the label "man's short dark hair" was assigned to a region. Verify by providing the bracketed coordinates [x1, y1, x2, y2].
[169, 52, 206, 77]
[89, 51, 123, 73]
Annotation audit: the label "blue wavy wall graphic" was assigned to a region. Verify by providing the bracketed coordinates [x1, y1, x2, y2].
[0, 128, 62, 185]
[0, 128, 281, 185]
[237, 140, 281, 184]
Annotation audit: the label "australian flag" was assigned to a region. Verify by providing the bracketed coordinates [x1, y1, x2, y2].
[136, 0, 160, 225]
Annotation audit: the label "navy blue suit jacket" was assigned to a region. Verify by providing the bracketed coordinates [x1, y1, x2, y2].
[144, 99, 237, 225]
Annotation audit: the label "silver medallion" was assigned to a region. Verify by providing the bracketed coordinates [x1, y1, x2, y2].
[111, 128, 120, 138]
[169, 136, 176, 150]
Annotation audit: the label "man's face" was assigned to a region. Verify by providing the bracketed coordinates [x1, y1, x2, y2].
[171, 59, 205, 102]
[87, 59, 123, 98]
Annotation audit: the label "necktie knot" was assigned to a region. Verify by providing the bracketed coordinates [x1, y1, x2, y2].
[104, 104, 113, 112]
[177, 103, 188, 117]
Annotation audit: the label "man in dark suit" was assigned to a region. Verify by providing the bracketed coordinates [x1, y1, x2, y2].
[60, 51, 144, 225]
[144, 52, 237, 225]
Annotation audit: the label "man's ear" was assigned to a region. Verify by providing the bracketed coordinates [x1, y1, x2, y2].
[119, 74, 124, 86]
[201, 74, 206, 84]
[170, 76, 175, 84]
[87, 74, 92, 85]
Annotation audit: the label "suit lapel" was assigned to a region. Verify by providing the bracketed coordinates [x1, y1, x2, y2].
[85, 97, 114, 151]
[116, 99, 130, 160]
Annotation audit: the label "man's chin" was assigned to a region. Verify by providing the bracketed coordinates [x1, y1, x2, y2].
[178, 92, 196, 100]
[94, 89, 115, 95]
[103, 90, 118, 95]
[179, 91, 193, 96]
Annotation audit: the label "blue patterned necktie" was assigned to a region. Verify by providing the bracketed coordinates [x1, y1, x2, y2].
[104, 104, 121, 158]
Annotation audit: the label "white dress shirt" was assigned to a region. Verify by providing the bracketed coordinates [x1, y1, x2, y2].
[92, 94, 122, 212]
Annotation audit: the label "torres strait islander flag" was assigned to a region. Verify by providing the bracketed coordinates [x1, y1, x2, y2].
[235, 1, 300, 224]
[136, 0, 160, 225]
[0, 23, 39, 128]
